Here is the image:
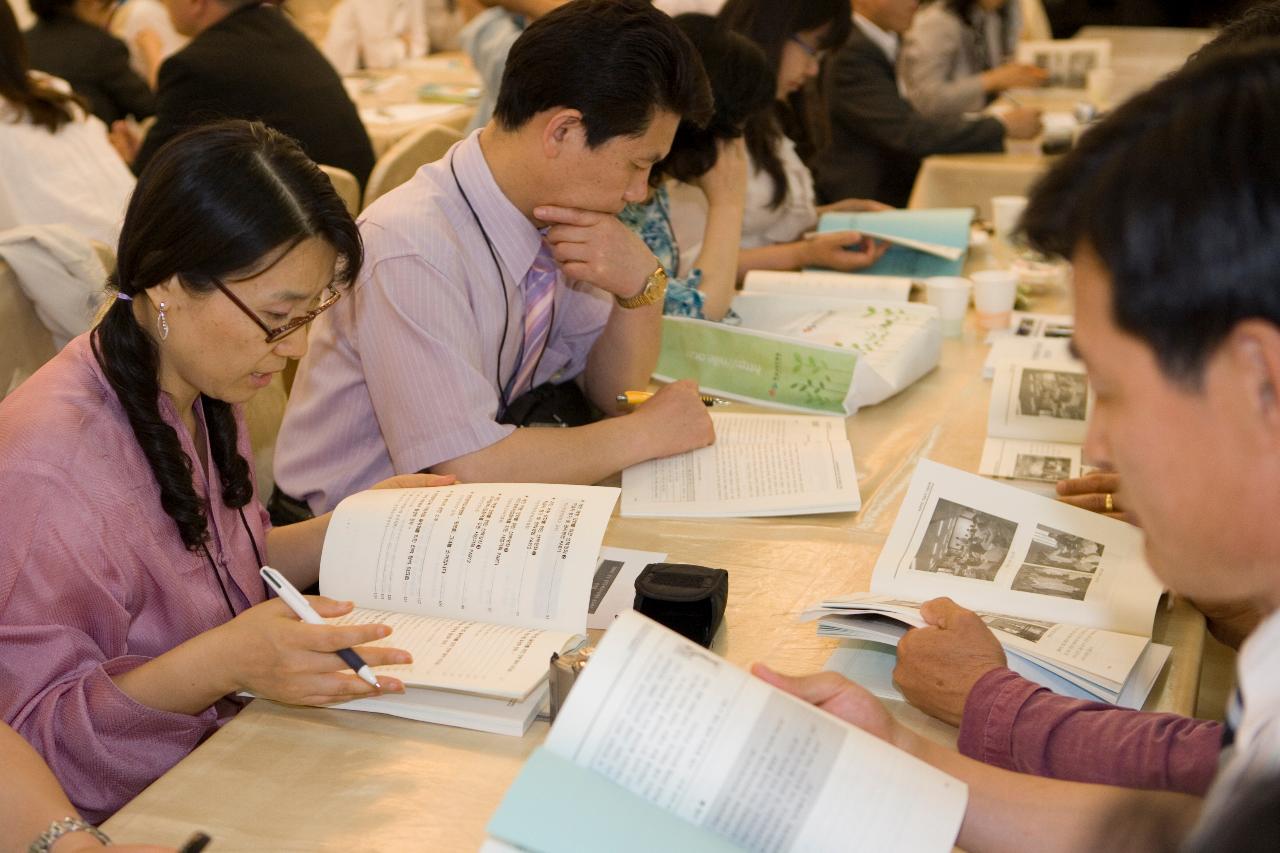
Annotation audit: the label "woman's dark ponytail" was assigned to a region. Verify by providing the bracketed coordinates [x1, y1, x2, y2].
[92, 279, 215, 549]
[92, 120, 362, 550]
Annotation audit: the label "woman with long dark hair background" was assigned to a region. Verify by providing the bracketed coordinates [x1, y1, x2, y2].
[718, 0, 890, 276]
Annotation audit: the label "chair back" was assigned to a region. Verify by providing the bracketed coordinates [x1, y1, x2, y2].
[0, 257, 56, 399]
[319, 164, 362, 217]
[363, 122, 463, 208]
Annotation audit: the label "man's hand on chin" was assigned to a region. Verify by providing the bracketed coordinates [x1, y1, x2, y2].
[534, 204, 657, 298]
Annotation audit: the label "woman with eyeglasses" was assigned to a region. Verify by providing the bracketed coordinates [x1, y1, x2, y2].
[0, 119, 452, 822]
[717, 0, 891, 275]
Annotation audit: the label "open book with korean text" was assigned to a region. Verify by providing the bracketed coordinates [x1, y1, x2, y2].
[808, 461, 1169, 707]
[283, 484, 620, 735]
[486, 610, 967, 853]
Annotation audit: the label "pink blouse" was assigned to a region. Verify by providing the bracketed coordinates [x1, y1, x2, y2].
[0, 333, 270, 821]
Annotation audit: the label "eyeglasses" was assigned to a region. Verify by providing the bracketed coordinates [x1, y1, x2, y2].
[790, 35, 826, 63]
[211, 278, 342, 344]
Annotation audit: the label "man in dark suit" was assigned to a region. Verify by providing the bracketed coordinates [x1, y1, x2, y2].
[129, 0, 374, 185]
[24, 0, 155, 126]
[812, 0, 1042, 208]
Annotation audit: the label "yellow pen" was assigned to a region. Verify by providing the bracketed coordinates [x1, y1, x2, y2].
[616, 391, 729, 408]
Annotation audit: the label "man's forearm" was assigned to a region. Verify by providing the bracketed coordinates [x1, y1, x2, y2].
[900, 729, 1204, 853]
[432, 413, 662, 484]
[581, 301, 662, 413]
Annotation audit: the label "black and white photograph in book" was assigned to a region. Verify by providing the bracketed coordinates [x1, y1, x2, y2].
[1013, 453, 1073, 482]
[1010, 564, 1094, 600]
[1025, 524, 1104, 573]
[983, 615, 1052, 643]
[1018, 369, 1088, 420]
[1009, 524, 1105, 601]
[911, 499, 1017, 582]
[1018, 41, 1109, 90]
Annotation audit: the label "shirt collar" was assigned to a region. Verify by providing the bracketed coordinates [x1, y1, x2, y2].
[1236, 607, 1280, 744]
[854, 12, 899, 65]
[449, 129, 545, 284]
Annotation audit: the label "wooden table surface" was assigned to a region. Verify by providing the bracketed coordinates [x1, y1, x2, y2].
[103, 278, 1205, 850]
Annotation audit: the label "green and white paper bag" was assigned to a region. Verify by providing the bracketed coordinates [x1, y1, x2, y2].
[655, 294, 941, 415]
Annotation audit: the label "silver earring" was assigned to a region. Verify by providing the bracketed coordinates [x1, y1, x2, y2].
[157, 301, 169, 341]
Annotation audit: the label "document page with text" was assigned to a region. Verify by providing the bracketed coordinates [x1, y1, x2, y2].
[320, 484, 619, 634]
[621, 413, 859, 518]
[330, 609, 576, 699]
[546, 611, 967, 853]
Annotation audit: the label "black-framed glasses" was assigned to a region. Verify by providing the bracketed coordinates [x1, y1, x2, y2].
[211, 278, 342, 344]
[790, 34, 826, 63]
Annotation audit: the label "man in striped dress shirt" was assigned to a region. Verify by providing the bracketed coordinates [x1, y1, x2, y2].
[275, 0, 716, 515]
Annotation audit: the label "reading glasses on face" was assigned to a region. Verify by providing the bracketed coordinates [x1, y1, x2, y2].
[790, 35, 826, 63]
[211, 278, 342, 344]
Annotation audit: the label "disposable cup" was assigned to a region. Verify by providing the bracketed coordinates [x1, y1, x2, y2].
[991, 196, 1029, 243]
[1086, 67, 1115, 105]
[971, 269, 1018, 330]
[925, 276, 971, 337]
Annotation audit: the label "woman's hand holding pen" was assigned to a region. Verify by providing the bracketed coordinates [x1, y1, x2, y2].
[213, 597, 409, 706]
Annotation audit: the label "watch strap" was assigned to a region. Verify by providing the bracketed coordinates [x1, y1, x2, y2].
[614, 262, 668, 309]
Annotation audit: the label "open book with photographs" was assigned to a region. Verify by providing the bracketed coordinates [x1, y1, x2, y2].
[979, 357, 1090, 483]
[484, 609, 967, 853]
[257, 484, 627, 736]
[806, 461, 1170, 708]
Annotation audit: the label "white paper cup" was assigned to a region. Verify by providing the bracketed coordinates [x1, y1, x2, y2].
[991, 195, 1029, 243]
[925, 276, 971, 337]
[1086, 67, 1115, 105]
[971, 269, 1018, 330]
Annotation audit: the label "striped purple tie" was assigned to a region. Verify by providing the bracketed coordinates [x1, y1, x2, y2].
[508, 240, 558, 400]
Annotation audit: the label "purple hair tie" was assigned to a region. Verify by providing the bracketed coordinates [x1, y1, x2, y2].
[115, 292, 133, 302]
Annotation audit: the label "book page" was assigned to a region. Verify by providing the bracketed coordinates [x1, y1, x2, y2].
[329, 607, 574, 700]
[320, 484, 619, 634]
[988, 359, 1090, 444]
[709, 411, 848, 445]
[547, 611, 967, 853]
[979, 437, 1083, 481]
[620, 438, 860, 518]
[870, 460, 1163, 636]
[982, 336, 1074, 379]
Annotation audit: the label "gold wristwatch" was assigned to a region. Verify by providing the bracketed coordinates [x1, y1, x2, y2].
[614, 262, 668, 309]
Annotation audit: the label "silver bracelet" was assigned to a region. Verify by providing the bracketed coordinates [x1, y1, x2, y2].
[28, 817, 110, 853]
